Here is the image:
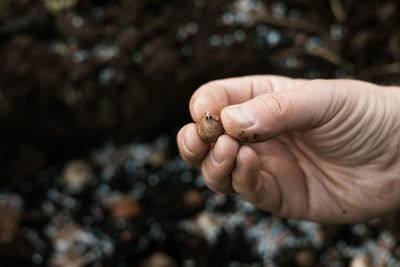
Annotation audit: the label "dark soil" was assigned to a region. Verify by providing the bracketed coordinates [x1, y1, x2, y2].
[1, 0, 400, 266]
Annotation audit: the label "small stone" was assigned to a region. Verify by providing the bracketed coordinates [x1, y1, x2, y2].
[350, 255, 371, 267]
[139, 251, 177, 267]
[196, 112, 224, 143]
[183, 189, 204, 209]
[51, 224, 80, 245]
[120, 229, 133, 241]
[148, 151, 167, 168]
[51, 253, 84, 267]
[49, 224, 85, 267]
[42, 0, 78, 13]
[63, 160, 92, 193]
[295, 248, 316, 267]
[181, 211, 220, 244]
[109, 195, 141, 219]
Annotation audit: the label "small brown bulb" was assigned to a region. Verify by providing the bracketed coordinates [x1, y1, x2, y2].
[196, 112, 225, 143]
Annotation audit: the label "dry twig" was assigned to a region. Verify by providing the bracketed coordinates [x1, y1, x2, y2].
[360, 63, 400, 77]
[272, 46, 354, 73]
[329, 0, 346, 23]
[254, 10, 329, 38]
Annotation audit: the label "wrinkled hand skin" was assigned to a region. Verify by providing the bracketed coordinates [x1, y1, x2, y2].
[177, 75, 400, 223]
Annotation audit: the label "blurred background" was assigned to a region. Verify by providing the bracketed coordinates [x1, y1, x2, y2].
[1, 0, 400, 266]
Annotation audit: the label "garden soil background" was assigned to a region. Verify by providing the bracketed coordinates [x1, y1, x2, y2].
[1, 0, 400, 266]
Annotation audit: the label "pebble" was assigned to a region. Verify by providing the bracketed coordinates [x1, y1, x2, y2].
[295, 248, 317, 267]
[183, 189, 204, 209]
[181, 211, 221, 244]
[349, 255, 371, 267]
[108, 195, 141, 219]
[50, 224, 85, 267]
[63, 160, 92, 193]
[139, 251, 178, 267]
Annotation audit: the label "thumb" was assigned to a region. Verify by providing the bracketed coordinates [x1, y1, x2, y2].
[220, 81, 342, 142]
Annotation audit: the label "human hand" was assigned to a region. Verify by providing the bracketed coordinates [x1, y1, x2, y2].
[177, 75, 400, 223]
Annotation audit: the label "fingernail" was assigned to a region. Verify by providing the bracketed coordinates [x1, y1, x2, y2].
[225, 106, 257, 129]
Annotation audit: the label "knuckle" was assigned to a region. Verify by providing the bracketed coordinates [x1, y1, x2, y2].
[260, 93, 291, 118]
[201, 161, 233, 194]
[305, 79, 335, 96]
[202, 169, 222, 193]
[301, 79, 327, 94]
[201, 163, 214, 186]
[180, 145, 199, 165]
[308, 79, 325, 87]
[269, 95, 285, 114]
[199, 81, 220, 93]
[182, 151, 197, 163]
[180, 142, 200, 165]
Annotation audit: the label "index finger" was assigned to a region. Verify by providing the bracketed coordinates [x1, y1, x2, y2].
[189, 75, 306, 122]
